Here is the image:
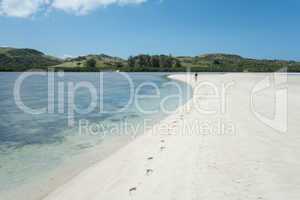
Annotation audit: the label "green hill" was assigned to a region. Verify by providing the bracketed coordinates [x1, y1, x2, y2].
[177, 53, 300, 72]
[0, 47, 62, 71]
[52, 54, 126, 70]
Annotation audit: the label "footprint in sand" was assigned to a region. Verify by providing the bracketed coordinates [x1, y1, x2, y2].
[129, 187, 137, 195]
[147, 156, 154, 161]
[160, 146, 166, 151]
[146, 169, 154, 176]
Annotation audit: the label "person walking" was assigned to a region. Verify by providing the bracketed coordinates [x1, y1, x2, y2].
[195, 73, 198, 81]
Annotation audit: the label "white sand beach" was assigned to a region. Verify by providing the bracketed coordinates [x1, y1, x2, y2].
[43, 73, 300, 200]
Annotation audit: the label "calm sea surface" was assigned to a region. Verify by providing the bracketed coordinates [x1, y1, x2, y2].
[0, 72, 191, 195]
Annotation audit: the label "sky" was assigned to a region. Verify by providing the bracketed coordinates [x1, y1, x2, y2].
[0, 0, 299, 60]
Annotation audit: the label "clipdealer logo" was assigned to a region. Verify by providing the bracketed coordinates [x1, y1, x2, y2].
[250, 70, 288, 133]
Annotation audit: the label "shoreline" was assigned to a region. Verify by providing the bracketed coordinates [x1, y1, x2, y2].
[8, 73, 300, 200]
[0, 73, 192, 200]
[41, 74, 195, 200]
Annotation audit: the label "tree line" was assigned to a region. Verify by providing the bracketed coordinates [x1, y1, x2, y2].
[128, 54, 182, 68]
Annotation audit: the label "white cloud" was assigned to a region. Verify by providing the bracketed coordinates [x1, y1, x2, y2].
[0, 0, 48, 18]
[52, 0, 146, 15]
[0, 0, 146, 18]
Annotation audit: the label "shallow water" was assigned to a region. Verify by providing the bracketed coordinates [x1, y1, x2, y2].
[0, 72, 192, 195]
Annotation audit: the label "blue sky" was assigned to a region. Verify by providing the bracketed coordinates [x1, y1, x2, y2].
[0, 0, 299, 60]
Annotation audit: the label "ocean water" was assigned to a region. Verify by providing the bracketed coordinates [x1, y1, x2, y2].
[0, 72, 191, 196]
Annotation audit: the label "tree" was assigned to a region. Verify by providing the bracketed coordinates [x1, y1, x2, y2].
[137, 55, 150, 67]
[150, 56, 160, 68]
[86, 58, 96, 69]
[116, 62, 123, 68]
[174, 59, 182, 68]
[213, 59, 221, 65]
[159, 55, 173, 68]
[128, 56, 135, 67]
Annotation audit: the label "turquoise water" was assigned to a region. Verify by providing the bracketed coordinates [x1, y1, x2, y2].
[0, 72, 191, 195]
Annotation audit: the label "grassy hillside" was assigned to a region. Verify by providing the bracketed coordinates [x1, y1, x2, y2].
[177, 54, 300, 72]
[0, 47, 62, 71]
[53, 54, 126, 69]
[178, 53, 244, 68]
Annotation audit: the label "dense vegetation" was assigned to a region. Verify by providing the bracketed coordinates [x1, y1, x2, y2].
[1, 47, 300, 72]
[127, 55, 182, 69]
[176, 54, 300, 72]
